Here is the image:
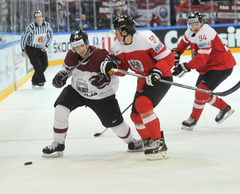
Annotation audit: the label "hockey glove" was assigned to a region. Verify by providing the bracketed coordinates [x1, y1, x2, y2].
[172, 48, 181, 66]
[172, 63, 191, 77]
[89, 73, 110, 89]
[146, 67, 162, 86]
[52, 70, 68, 88]
[100, 61, 117, 77]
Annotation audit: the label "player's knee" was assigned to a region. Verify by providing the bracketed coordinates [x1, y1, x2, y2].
[135, 96, 153, 114]
[130, 112, 142, 124]
[195, 82, 210, 102]
[54, 105, 70, 129]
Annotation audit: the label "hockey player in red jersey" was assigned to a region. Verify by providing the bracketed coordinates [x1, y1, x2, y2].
[42, 29, 143, 157]
[172, 11, 236, 130]
[101, 15, 175, 160]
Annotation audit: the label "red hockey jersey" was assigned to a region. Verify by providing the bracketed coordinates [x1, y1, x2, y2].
[111, 30, 174, 91]
[176, 24, 236, 75]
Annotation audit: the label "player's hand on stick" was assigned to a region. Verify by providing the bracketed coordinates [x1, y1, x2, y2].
[146, 67, 162, 86]
[100, 61, 117, 77]
[172, 62, 191, 77]
[89, 73, 110, 89]
[172, 48, 181, 66]
[52, 70, 68, 88]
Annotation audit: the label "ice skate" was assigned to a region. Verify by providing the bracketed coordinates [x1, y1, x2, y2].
[181, 117, 197, 130]
[215, 105, 235, 124]
[42, 141, 65, 158]
[144, 138, 168, 160]
[32, 83, 44, 89]
[128, 138, 144, 152]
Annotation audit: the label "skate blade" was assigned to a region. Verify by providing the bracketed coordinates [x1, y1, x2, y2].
[181, 125, 194, 131]
[217, 109, 235, 124]
[145, 151, 168, 160]
[127, 147, 144, 153]
[32, 85, 44, 89]
[42, 151, 63, 158]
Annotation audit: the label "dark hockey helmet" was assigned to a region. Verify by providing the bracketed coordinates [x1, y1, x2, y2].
[113, 15, 136, 35]
[187, 11, 203, 25]
[69, 29, 89, 48]
[34, 10, 43, 18]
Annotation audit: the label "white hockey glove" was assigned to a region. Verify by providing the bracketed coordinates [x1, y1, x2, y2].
[172, 62, 191, 77]
[89, 73, 110, 89]
[100, 61, 117, 77]
[146, 67, 162, 86]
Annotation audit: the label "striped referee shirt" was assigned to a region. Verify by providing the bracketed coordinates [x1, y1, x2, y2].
[21, 21, 53, 51]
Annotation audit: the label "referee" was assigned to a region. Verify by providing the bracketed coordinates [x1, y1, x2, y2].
[21, 10, 53, 88]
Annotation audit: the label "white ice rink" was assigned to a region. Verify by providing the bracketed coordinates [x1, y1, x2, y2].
[0, 54, 240, 194]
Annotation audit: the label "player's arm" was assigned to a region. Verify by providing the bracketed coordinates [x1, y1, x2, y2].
[90, 51, 113, 89]
[147, 32, 174, 79]
[52, 50, 77, 88]
[173, 33, 212, 77]
[172, 32, 191, 66]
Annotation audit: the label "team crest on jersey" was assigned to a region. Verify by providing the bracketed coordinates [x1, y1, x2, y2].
[154, 43, 163, 53]
[198, 41, 211, 48]
[76, 80, 88, 92]
[128, 60, 144, 72]
[37, 36, 45, 43]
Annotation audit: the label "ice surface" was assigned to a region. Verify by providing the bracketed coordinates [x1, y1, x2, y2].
[0, 54, 239, 194]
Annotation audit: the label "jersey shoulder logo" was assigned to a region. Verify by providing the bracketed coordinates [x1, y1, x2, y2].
[154, 43, 164, 53]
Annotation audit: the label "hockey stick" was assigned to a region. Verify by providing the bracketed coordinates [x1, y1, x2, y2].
[62, 28, 113, 80]
[111, 68, 240, 97]
[94, 102, 133, 137]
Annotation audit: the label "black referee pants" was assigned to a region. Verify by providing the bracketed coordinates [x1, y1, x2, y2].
[26, 46, 48, 85]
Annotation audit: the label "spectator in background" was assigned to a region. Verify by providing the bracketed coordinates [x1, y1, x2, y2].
[45, 10, 50, 22]
[192, 0, 206, 5]
[56, 9, 67, 31]
[113, 7, 124, 20]
[81, 14, 90, 30]
[178, 0, 189, 5]
[149, 11, 161, 27]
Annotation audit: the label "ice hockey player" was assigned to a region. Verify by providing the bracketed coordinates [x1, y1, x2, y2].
[42, 29, 143, 157]
[172, 11, 236, 130]
[101, 15, 175, 160]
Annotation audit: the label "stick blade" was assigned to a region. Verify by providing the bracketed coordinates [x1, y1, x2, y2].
[94, 133, 101, 137]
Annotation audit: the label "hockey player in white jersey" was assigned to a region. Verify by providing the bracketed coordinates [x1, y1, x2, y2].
[101, 15, 175, 160]
[172, 11, 236, 130]
[42, 29, 143, 158]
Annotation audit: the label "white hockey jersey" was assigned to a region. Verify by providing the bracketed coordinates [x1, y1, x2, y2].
[63, 46, 119, 100]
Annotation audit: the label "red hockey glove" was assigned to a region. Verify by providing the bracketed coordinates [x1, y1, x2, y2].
[146, 67, 162, 86]
[100, 61, 117, 76]
[52, 70, 68, 88]
[172, 62, 190, 77]
[89, 73, 110, 89]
